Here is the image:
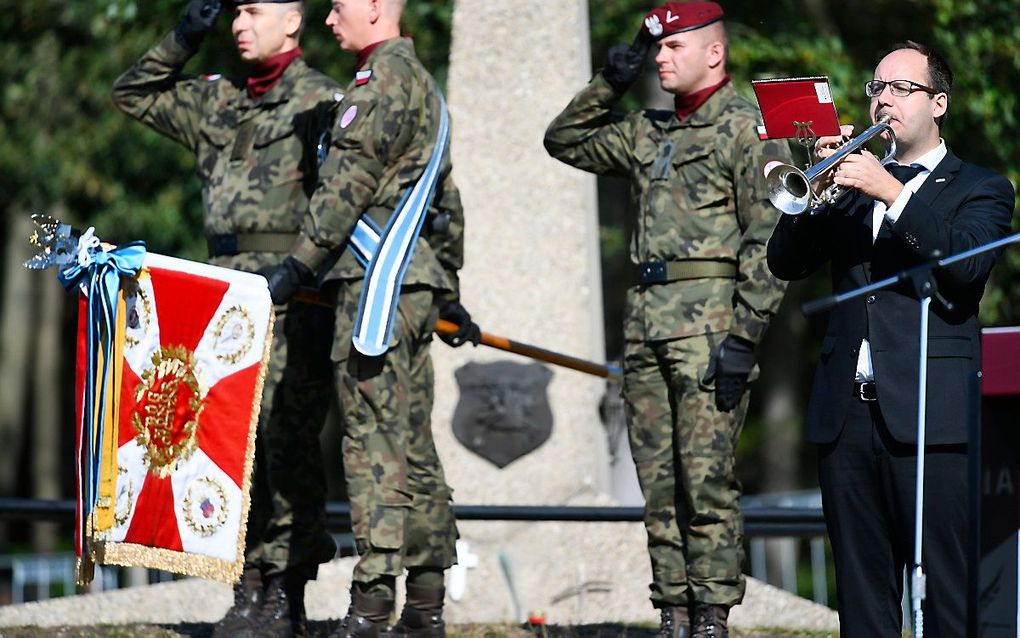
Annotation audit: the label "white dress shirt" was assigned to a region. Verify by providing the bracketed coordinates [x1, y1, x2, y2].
[855, 140, 948, 382]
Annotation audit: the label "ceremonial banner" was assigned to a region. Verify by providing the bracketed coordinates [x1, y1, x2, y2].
[72, 252, 273, 584]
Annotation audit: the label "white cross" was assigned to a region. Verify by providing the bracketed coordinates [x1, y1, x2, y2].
[447, 540, 479, 601]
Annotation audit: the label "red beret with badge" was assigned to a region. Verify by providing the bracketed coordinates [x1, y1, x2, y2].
[642, 2, 724, 41]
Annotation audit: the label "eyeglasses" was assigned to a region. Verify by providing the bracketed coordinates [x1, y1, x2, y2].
[865, 79, 940, 98]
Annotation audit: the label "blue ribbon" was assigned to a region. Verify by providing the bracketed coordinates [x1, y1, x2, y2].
[352, 95, 450, 356]
[58, 241, 146, 544]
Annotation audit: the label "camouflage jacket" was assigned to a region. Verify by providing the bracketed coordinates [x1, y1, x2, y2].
[545, 74, 789, 344]
[112, 32, 343, 272]
[292, 37, 464, 299]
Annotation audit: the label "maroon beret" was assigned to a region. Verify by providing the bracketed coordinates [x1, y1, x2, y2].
[642, 2, 724, 40]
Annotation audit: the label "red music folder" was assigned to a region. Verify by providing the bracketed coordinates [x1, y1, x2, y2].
[751, 76, 841, 140]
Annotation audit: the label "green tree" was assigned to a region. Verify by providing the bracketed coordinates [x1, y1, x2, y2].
[0, 0, 1015, 564]
[0, 0, 452, 552]
[0, 0, 452, 258]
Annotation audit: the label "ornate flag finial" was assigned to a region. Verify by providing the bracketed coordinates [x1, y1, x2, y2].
[23, 213, 82, 270]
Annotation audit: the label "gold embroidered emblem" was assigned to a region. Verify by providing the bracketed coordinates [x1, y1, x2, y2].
[133, 346, 204, 477]
[182, 476, 229, 537]
[212, 305, 255, 365]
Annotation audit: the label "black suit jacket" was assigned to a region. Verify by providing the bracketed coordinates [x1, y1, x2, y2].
[767, 149, 1014, 445]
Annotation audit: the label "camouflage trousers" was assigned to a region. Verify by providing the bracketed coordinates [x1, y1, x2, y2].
[331, 282, 458, 586]
[623, 333, 748, 608]
[245, 299, 338, 578]
[213, 251, 337, 579]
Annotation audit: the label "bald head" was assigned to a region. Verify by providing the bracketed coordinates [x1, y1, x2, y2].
[277, 2, 305, 37]
[701, 20, 726, 66]
[326, 0, 403, 52]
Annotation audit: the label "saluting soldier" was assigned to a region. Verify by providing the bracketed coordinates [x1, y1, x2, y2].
[544, 3, 789, 636]
[112, 1, 340, 635]
[262, 0, 477, 636]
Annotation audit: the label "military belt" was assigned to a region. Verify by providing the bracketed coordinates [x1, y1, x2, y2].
[636, 260, 737, 285]
[207, 233, 298, 257]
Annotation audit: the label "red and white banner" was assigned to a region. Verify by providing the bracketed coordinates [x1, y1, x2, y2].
[75, 253, 273, 583]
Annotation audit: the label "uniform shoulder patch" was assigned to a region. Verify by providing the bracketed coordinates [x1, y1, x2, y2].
[355, 70, 373, 87]
[339, 104, 359, 129]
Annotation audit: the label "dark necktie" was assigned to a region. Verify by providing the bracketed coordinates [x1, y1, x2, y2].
[887, 163, 924, 184]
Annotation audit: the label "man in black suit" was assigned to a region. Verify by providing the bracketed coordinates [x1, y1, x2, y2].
[767, 41, 1014, 637]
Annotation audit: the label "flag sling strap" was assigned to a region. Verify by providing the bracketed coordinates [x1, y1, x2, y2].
[351, 95, 450, 356]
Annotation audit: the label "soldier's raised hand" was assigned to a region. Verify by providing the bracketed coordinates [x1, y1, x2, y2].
[602, 32, 651, 92]
[175, 0, 222, 51]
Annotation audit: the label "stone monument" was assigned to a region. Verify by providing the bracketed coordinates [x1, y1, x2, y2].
[430, 0, 642, 621]
[437, 0, 609, 505]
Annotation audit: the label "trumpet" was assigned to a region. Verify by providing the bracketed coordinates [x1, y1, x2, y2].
[765, 115, 897, 215]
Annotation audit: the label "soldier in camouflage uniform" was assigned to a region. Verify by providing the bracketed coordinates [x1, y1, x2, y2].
[111, 1, 340, 635]
[262, 0, 476, 636]
[544, 3, 789, 637]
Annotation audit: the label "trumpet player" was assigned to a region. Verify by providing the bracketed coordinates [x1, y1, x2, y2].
[767, 41, 1014, 637]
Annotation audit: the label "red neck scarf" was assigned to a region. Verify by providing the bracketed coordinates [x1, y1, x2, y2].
[356, 40, 387, 71]
[247, 47, 302, 100]
[674, 75, 730, 121]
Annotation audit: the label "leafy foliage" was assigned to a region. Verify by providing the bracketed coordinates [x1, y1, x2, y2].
[1, 0, 1016, 505]
[0, 0, 451, 261]
[3, 0, 1012, 302]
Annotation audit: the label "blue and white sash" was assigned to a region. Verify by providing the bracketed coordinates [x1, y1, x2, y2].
[350, 95, 450, 356]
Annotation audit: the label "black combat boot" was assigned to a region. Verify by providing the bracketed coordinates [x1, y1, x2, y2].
[389, 583, 446, 637]
[259, 570, 309, 637]
[330, 587, 394, 638]
[690, 603, 729, 638]
[657, 605, 691, 638]
[212, 566, 263, 637]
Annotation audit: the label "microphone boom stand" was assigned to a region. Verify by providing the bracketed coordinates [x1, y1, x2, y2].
[802, 231, 1020, 637]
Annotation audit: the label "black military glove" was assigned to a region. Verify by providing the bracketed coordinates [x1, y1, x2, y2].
[262, 256, 313, 306]
[602, 33, 651, 92]
[174, 0, 222, 51]
[438, 301, 481, 348]
[702, 334, 756, 413]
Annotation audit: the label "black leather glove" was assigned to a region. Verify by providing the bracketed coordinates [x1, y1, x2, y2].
[702, 334, 756, 413]
[262, 256, 313, 306]
[438, 301, 481, 348]
[174, 0, 221, 51]
[602, 34, 651, 92]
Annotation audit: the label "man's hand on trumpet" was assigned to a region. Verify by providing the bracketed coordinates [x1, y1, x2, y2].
[831, 152, 905, 207]
[810, 124, 854, 196]
[815, 123, 904, 207]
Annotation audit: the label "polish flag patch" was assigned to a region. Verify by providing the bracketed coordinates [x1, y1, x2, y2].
[355, 70, 373, 87]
